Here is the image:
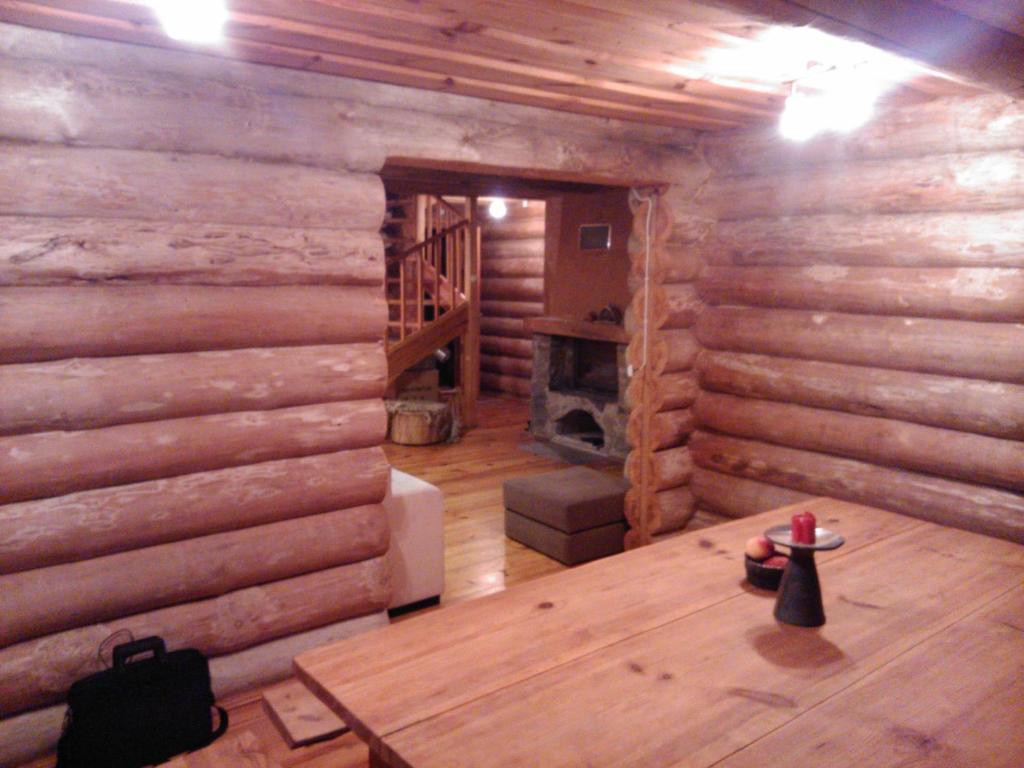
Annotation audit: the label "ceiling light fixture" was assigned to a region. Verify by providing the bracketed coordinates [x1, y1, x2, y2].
[779, 67, 881, 142]
[698, 25, 913, 143]
[488, 199, 508, 219]
[149, 0, 228, 44]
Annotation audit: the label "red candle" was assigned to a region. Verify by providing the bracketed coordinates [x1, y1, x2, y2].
[791, 513, 804, 543]
[800, 511, 817, 544]
[791, 512, 817, 544]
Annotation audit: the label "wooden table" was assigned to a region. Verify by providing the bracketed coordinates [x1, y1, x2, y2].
[295, 499, 1024, 768]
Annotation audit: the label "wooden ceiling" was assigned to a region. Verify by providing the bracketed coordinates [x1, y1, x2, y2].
[0, 1, 1021, 131]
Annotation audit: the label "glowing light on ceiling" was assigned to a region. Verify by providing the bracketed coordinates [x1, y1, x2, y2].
[488, 199, 508, 219]
[697, 26, 917, 141]
[149, 0, 228, 44]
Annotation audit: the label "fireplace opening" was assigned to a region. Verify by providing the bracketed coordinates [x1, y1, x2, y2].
[549, 338, 619, 398]
[555, 409, 605, 449]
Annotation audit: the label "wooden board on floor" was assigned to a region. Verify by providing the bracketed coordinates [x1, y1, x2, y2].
[262, 679, 348, 748]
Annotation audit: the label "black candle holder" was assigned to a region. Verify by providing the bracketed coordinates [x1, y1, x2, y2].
[764, 524, 845, 627]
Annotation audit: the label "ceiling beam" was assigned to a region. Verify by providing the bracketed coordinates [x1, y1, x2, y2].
[705, 0, 1024, 98]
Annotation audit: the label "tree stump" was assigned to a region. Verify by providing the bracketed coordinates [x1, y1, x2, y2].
[387, 401, 453, 445]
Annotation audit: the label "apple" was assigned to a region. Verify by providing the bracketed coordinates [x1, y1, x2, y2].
[744, 536, 775, 561]
[763, 555, 789, 569]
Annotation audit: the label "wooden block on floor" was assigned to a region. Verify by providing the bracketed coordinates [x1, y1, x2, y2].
[262, 679, 348, 748]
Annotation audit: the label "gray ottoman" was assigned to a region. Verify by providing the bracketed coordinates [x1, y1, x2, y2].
[503, 466, 628, 565]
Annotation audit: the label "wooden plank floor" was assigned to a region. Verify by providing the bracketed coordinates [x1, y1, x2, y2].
[20, 396, 722, 768]
[386, 396, 619, 606]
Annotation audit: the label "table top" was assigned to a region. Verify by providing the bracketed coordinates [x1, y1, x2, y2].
[295, 499, 1024, 768]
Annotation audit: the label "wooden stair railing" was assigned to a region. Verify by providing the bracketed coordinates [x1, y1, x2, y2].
[385, 195, 480, 427]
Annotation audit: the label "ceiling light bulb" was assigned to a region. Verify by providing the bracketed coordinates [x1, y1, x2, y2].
[778, 92, 825, 142]
[488, 199, 508, 219]
[824, 72, 879, 133]
[828, 91, 875, 134]
[150, 0, 228, 44]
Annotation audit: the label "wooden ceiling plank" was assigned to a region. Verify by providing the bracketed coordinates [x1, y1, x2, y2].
[0, 2, 742, 131]
[304, 0, 829, 93]
[302, 0, 973, 103]
[240, 0, 787, 107]
[1, 0, 999, 131]
[217, 14, 778, 120]
[25, 0, 784, 114]
[14, 0, 773, 122]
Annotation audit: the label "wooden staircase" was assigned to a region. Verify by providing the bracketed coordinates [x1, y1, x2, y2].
[385, 194, 481, 427]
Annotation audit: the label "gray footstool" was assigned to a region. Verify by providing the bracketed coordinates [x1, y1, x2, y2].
[503, 466, 629, 565]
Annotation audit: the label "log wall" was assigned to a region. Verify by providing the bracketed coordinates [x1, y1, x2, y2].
[478, 199, 546, 398]
[694, 93, 1024, 543]
[0, 21, 707, 762]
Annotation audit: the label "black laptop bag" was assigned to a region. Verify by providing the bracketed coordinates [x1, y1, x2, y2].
[56, 637, 228, 768]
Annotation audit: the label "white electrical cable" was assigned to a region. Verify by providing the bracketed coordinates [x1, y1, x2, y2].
[628, 187, 657, 374]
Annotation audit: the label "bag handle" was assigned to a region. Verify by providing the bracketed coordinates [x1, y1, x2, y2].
[112, 636, 166, 669]
[211, 706, 229, 740]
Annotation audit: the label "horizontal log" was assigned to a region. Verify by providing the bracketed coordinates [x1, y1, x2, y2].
[625, 283, 702, 333]
[690, 467, 815, 519]
[696, 307, 1024, 383]
[697, 351, 1024, 439]
[0, 704, 63, 768]
[0, 343, 385, 436]
[689, 431, 1024, 543]
[623, 485, 696, 537]
[625, 370, 699, 413]
[0, 556, 390, 717]
[0, 611, 389, 767]
[480, 300, 544, 319]
[711, 210, 1024, 268]
[695, 392, 1024, 492]
[480, 354, 532, 378]
[626, 446, 693, 492]
[481, 257, 544, 278]
[0, 504, 388, 646]
[699, 266, 1024, 322]
[480, 316, 530, 339]
[701, 94, 1024, 174]
[480, 213, 546, 241]
[662, 243, 705, 283]
[481, 239, 545, 261]
[480, 371, 531, 398]
[627, 328, 699, 376]
[650, 487, 697, 535]
[0, 285, 385, 363]
[660, 282, 704, 329]
[0, 29, 697, 179]
[0, 215, 384, 286]
[208, 611, 387, 701]
[702, 150, 1024, 219]
[0, 142, 384, 229]
[480, 277, 544, 302]
[627, 408, 694, 451]
[0, 399, 386, 504]
[481, 335, 533, 359]
[0, 447, 388, 574]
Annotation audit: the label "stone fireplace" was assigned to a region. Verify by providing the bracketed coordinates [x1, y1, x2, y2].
[527, 317, 629, 460]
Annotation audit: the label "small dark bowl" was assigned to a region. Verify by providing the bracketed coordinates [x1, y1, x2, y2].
[745, 554, 788, 591]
